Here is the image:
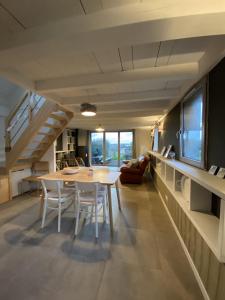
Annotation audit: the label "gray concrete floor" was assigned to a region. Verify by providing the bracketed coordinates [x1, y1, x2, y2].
[0, 182, 203, 300]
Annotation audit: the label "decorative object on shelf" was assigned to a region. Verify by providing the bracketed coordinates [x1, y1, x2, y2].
[80, 103, 96, 116]
[164, 145, 172, 158]
[168, 151, 175, 160]
[216, 167, 225, 179]
[96, 124, 104, 132]
[160, 146, 167, 156]
[176, 175, 190, 203]
[152, 127, 159, 151]
[208, 165, 218, 175]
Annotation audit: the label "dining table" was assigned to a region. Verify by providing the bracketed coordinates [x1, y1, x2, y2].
[39, 166, 121, 236]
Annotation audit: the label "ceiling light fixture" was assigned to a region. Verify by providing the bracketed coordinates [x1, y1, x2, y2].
[96, 124, 104, 132]
[80, 103, 96, 117]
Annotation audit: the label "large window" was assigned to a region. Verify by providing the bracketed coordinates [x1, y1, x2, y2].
[180, 81, 207, 168]
[90, 132, 103, 165]
[90, 131, 133, 167]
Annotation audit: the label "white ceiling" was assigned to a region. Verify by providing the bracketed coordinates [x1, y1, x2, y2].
[0, 0, 225, 130]
[0, 77, 25, 111]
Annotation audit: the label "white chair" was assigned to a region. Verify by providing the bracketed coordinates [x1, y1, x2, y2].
[41, 179, 75, 232]
[74, 181, 107, 239]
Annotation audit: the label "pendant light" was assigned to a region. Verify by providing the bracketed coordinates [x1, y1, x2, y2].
[80, 103, 96, 117]
[96, 124, 104, 132]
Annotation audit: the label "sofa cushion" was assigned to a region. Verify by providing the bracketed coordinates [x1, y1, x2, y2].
[127, 158, 139, 168]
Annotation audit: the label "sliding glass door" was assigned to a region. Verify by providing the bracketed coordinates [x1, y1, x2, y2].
[105, 132, 119, 166]
[90, 132, 104, 165]
[90, 131, 133, 167]
[119, 131, 133, 165]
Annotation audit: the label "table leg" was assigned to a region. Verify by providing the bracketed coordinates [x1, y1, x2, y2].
[115, 180, 121, 210]
[39, 194, 44, 218]
[107, 185, 114, 237]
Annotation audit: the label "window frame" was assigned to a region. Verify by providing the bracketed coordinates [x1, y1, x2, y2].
[179, 78, 208, 169]
[90, 130, 134, 167]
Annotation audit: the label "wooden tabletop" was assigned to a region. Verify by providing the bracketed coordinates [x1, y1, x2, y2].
[39, 166, 121, 185]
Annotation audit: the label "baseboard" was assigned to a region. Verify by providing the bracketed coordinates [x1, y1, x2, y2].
[154, 183, 210, 300]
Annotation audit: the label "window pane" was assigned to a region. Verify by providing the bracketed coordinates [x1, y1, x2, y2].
[120, 132, 133, 165]
[91, 132, 103, 165]
[182, 91, 203, 162]
[105, 132, 118, 166]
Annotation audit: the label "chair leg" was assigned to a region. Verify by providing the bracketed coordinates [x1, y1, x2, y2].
[41, 199, 47, 228]
[74, 200, 80, 236]
[103, 197, 106, 222]
[73, 198, 76, 213]
[90, 203, 94, 222]
[58, 202, 62, 233]
[95, 203, 98, 239]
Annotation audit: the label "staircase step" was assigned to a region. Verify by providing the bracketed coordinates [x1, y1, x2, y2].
[44, 123, 61, 129]
[37, 132, 55, 137]
[18, 154, 39, 160]
[57, 106, 70, 114]
[50, 113, 67, 122]
[26, 147, 44, 152]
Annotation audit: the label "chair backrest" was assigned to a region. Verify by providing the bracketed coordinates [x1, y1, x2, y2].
[75, 181, 99, 196]
[32, 161, 49, 175]
[67, 157, 79, 167]
[76, 157, 85, 167]
[41, 179, 64, 199]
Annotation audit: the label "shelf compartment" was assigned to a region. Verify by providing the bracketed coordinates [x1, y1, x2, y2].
[161, 162, 166, 178]
[190, 180, 212, 213]
[174, 170, 191, 209]
[165, 164, 174, 188]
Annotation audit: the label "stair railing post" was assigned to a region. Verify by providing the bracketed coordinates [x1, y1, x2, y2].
[5, 126, 11, 153]
[28, 91, 33, 124]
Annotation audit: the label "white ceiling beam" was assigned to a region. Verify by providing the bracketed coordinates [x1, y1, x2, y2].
[70, 99, 170, 113]
[68, 121, 157, 130]
[73, 109, 166, 119]
[0, 1, 225, 63]
[0, 67, 35, 89]
[177, 37, 225, 103]
[68, 115, 162, 129]
[35, 63, 198, 92]
[199, 36, 225, 77]
[57, 88, 179, 106]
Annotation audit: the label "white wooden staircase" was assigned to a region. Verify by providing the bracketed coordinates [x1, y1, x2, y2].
[5, 91, 73, 170]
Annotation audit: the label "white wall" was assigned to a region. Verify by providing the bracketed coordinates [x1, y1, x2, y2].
[78, 129, 88, 146]
[41, 143, 56, 172]
[135, 128, 152, 157]
[0, 117, 6, 164]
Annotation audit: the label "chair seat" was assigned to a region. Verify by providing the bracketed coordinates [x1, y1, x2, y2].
[23, 175, 41, 182]
[78, 191, 104, 203]
[47, 189, 74, 202]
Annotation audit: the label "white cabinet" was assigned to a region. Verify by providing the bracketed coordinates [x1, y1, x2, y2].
[10, 168, 31, 197]
[149, 150, 225, 262]
[0, 176, 10, 204]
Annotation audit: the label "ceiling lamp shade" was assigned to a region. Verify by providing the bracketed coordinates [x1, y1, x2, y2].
[80, 103, 96, 117]
[96, 124, 104, 132]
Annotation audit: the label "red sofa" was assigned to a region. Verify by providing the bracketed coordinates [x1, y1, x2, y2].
[120, 156, 150, 184]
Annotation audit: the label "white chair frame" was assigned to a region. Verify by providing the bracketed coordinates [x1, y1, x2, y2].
[74, 181, 107, 239]
[41, 179, 75, 232]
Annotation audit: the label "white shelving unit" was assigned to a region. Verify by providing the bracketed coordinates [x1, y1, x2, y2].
[149, 150, 225, 263]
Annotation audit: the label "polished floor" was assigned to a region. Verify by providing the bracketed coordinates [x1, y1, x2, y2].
[0, 181, 203, 300]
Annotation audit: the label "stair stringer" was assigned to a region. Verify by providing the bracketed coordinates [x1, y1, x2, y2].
[6, 101, 58, 170]
[32, 110, 74, 163]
